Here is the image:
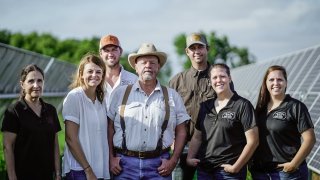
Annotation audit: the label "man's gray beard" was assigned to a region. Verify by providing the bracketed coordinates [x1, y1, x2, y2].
[143, 74, 153, 81]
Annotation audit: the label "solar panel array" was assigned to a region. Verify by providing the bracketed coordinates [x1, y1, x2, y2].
[0, 42, 76, 119]
[231, 44, 320, 174]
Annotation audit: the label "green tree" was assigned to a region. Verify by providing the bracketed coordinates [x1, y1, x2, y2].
[0, 29, 172, 82]
[173, 31, 255, 69]
[0, 30, 11, 44]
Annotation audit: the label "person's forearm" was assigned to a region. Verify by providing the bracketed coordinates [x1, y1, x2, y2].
[65, 121, 91, 170]
[54, 134, 61, 177]
[187, 129, 202, 159]
[66, 135, 90, 169]
[171, 123, 187, 163]
[233, 141, 258, 170]
[4, 146, 17, 179]
[232, 128, 259, 171]
[3, 133, 17, 180]
[291, 129, 315, 166]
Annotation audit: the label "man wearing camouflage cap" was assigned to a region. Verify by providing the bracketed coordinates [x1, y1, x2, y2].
[169, 33, 215, 180]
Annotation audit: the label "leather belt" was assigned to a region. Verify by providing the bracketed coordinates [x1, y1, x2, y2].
[114, 147, 171, 159]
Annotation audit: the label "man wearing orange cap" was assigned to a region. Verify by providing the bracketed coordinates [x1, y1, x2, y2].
[99, 34, 137, 105]
[107, 43, 190, 179]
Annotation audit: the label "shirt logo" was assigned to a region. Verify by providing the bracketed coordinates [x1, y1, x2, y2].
[222, 112, 235, 119]
[273, 111, 286, 120]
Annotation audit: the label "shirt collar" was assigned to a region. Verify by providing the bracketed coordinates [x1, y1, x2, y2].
[21, 98, 46, 111]
[207, 91, 239, 110]
[133, 80, 162, 93]
[189, 62, 211, 77]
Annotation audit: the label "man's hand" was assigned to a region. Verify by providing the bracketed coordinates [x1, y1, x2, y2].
[157, 158, 177, 176]
[110, 156, 122, 175]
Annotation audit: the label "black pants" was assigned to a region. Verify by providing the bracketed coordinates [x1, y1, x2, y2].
[180, 153, 197, 180]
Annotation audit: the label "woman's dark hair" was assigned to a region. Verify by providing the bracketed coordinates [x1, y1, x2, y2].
[70, 53, 106, 103]
[20, 64, 44, 99]
[208, 63, 231, 78]
[255, 65, 287, 115]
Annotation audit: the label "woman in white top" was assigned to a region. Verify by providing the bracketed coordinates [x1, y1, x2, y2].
[62, 53, 110, 180]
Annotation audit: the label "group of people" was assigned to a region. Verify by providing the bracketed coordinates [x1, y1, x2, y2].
[1, 32, 316, 180]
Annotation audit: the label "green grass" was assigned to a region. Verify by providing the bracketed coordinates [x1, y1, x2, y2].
[57, 113, 66, 154]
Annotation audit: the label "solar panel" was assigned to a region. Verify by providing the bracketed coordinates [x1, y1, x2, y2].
[0, 42, 76, 97]
[231, 44, 320, 175]
[290, 49, 314, 91]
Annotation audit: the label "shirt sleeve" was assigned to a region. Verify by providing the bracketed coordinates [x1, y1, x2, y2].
[1, 106, 19, 134]
[240, 100, 257, 131]
[295, 102, 314, 133]
[62, 91, 80, 124]
[171, 89, 190, 125]
[107, 87, 122, 121]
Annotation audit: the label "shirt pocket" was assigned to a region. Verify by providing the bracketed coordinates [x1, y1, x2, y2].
[124, 102, 142, 126]
[154, 103, 176, 130]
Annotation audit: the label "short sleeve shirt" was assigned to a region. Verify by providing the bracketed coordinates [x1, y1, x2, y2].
[1, 98, 61, 179]
[104, 66, 137, 109]
[169, 64, 215, 140]
[62, 87, 110, 179]
[195, 92, 256, 171]
[107, 81, 190, 151]
[253, 95, 314, 165]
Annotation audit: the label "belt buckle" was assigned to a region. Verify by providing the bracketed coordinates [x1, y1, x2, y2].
[138, 151, 145, 159]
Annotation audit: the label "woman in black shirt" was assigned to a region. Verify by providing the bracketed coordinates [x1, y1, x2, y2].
[187, 63, 259, 179]
[251, 65, 315, 180]
[1, 64, 61, 180]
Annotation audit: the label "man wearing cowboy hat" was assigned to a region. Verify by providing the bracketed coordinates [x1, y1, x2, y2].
[99, 34, 137, 107]
[107, 43, 190, 179]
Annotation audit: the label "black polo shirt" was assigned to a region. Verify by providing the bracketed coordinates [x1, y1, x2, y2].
[195, 92, 256, 172]
[169, 64, 215, 140]
[252, 95, 314, 170]
[1, 98, 61, 179]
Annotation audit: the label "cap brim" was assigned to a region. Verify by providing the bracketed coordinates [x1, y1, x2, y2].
[187, 41, 206, 48]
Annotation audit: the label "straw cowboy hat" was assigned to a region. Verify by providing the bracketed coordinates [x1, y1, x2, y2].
[128, 43, 167, 69]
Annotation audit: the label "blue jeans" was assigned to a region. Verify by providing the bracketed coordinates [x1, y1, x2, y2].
[66, 170, 86, 180]
[65, 170, 106, 180]
[250, 162, 308, 180]
[197, 166, 247, 180]
[114, 152, 172, 180]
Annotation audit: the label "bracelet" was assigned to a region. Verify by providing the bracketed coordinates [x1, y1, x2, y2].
[83, 165, 91, 171]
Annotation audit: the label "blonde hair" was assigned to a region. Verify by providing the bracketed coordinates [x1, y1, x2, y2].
[70, 53, 106, 103]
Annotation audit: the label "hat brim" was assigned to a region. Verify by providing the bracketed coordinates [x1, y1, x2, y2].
[128, 52, 167, 69]
[187, 41, 207, 48]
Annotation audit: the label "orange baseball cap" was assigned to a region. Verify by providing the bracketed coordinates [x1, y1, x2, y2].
[99, 35, 122, 50]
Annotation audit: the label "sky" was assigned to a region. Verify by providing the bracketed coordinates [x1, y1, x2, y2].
[1, 0, 320, 75]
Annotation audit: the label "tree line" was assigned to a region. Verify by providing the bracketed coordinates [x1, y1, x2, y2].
[0, 29, 255, 82]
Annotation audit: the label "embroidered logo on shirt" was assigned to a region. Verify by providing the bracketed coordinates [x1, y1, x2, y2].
[273, 111, 286, 120]
[222, 112, 235, 119]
